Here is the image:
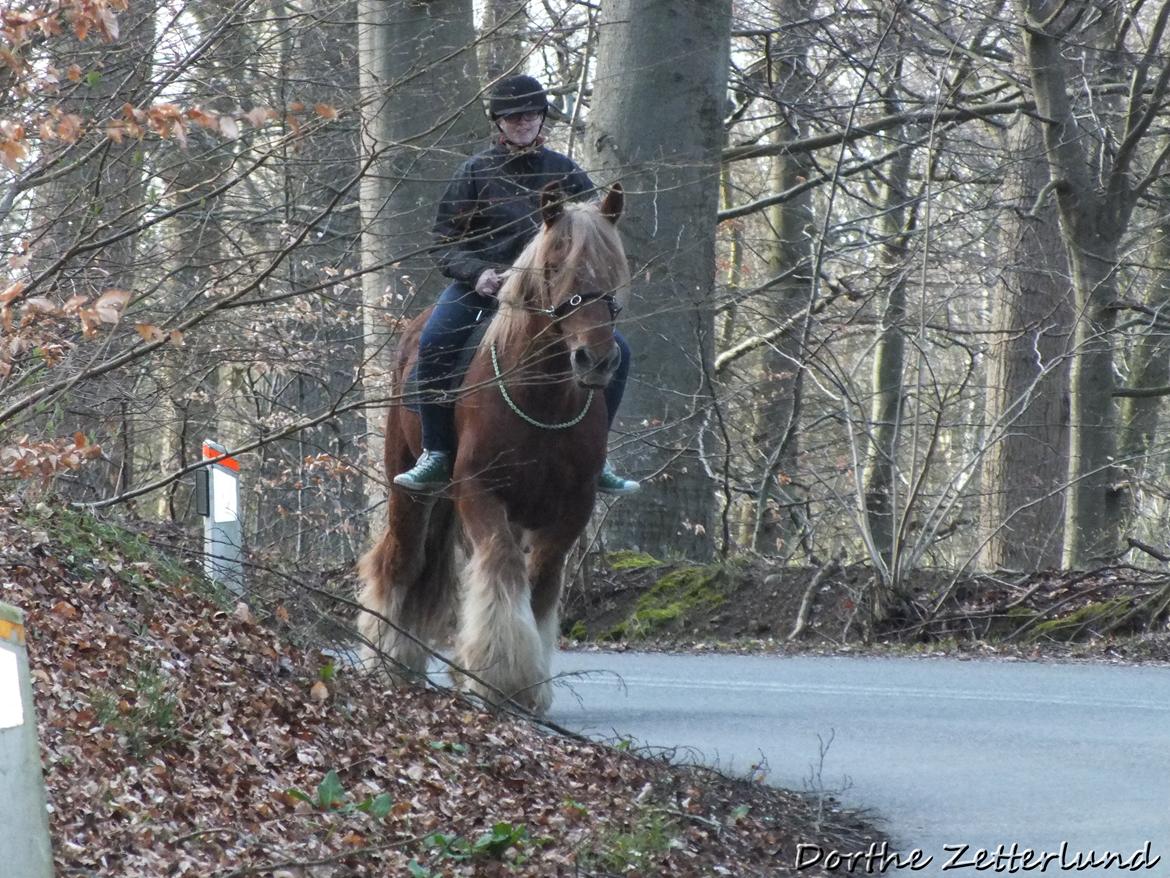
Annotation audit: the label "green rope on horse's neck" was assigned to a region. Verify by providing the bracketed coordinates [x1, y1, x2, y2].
[490, 341, 594, 430]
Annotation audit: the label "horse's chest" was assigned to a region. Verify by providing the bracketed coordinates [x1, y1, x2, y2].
[461, 433, 603, 527]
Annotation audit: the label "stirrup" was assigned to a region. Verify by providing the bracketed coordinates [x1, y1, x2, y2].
[393, 450, 452, 493]
[597, 461, 640, 496]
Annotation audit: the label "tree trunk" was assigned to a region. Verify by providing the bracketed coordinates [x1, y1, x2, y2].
[1117, 142, 1170, 532]
[978, 114, 1071, 571]
[741, 0, 815, 554]
[586, 0, 732, 560]
[358, 0, 481, 510]
[27, 5, 155, 501]
[478, 0, 527, 81]
[1018, 0, 1126, 566]
[862, 138, 911, 573]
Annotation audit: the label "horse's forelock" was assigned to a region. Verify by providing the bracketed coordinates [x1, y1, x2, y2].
[546, 205, 629, 306]
[485, 202, 629, 353]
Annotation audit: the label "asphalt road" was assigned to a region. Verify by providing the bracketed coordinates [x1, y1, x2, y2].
[548, 651, 1170, 876]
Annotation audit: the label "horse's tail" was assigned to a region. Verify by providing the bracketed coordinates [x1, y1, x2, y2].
[356, 497, 461, 677]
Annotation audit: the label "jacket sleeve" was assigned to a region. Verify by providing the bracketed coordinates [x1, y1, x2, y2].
[432, 161, 494, 284]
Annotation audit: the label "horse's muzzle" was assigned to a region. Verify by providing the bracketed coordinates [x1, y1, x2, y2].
[571, 342, 620, 389]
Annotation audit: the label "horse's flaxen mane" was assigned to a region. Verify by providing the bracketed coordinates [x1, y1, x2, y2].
[483, 201, 630, 356]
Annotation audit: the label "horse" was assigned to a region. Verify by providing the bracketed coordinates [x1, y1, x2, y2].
[357, 182, 629, 714]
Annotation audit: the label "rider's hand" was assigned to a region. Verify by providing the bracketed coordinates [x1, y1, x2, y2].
[475, 268, 504, 297]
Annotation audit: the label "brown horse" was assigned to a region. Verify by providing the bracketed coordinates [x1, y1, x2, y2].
[357, 183, 629, 713]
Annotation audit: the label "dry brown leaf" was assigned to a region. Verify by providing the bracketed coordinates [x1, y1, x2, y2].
[78, 307, 101, 337]
[57, 113, 83, 143]
[0, 280, 25, 305]
[0, 136, 26, 172]
[134, 323, 167, 343]
[185, 107, 219, 131]
[22, 296, 59, 317]
[234, 601, 255, 624]
[314, 103, 337, 120]
[244, 107, 272, 128]
[93, 288, 131, 323]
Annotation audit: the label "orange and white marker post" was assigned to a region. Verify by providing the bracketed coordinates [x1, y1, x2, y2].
[0, 602, 53, 877]
[198, 440, 245, 595]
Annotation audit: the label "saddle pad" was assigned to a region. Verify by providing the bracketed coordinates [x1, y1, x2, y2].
[402, 311, 492, 413]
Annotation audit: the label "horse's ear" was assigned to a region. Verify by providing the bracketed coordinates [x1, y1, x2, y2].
[541, 182, 565, 227]
[599, 182, 623, 224]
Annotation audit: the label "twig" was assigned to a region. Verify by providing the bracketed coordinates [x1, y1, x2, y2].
[173, 827, 245, 844]
[1127, 537, 1170, 563]
[788, 559, 841, 641]
[215, 836, 427, 877]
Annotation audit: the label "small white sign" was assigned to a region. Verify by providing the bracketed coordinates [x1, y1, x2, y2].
[212, 466, 239, 523]
[0, 648, 24, 729]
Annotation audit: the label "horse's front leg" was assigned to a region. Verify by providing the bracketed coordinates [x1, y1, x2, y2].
[454, 492, 550, 713]
[525, 529, 579, 674]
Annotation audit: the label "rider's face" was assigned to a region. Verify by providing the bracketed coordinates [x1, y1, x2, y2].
[497, 111, 543, 147]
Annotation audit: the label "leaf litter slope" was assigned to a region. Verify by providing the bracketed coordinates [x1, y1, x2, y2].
[0, 502, 884, 877]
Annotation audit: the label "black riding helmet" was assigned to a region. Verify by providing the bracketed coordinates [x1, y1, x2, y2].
[489, 74, 549, 120]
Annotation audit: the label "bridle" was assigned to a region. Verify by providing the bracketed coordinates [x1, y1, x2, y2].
[530, 291, 623, 323]
[490, 293, 623, 430]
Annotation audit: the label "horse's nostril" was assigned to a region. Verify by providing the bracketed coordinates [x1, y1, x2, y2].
[573, 348, 592, 369]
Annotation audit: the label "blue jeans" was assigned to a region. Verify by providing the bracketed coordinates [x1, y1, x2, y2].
[417, 281, 630, 453]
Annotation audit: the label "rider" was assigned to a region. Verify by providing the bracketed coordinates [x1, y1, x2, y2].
[392, 74, 640, 496]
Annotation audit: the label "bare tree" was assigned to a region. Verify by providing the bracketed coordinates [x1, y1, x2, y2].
[978, 114, 1071, 571]
[1017, 0, 1170, 566]
[585, 0, 733, 560]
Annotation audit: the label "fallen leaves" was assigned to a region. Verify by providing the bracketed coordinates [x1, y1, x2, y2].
[1, 504, 882, 877]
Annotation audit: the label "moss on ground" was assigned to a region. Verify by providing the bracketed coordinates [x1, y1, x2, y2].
[605, 562, 733, 640]
[1030, 598, 1134, 641]
[606, 550, 664, 572]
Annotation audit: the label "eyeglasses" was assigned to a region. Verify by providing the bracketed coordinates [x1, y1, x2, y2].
[500, 111, 543, 124]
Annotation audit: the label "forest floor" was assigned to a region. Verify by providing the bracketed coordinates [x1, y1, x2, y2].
[0, 500, 885, 878]
[562, 550, 1170, 664]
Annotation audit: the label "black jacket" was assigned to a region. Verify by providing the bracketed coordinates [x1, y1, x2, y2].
[432, 142, 594, 284]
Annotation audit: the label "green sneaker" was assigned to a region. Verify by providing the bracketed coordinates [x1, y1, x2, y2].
[393, 450, 452, 493]
[597, 461, 640, 495]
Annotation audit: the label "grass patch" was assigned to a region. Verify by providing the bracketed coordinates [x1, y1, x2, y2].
[92, 663, 183, 756]
[577, 806, 682, 873]
[22, 503, 221, 602]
